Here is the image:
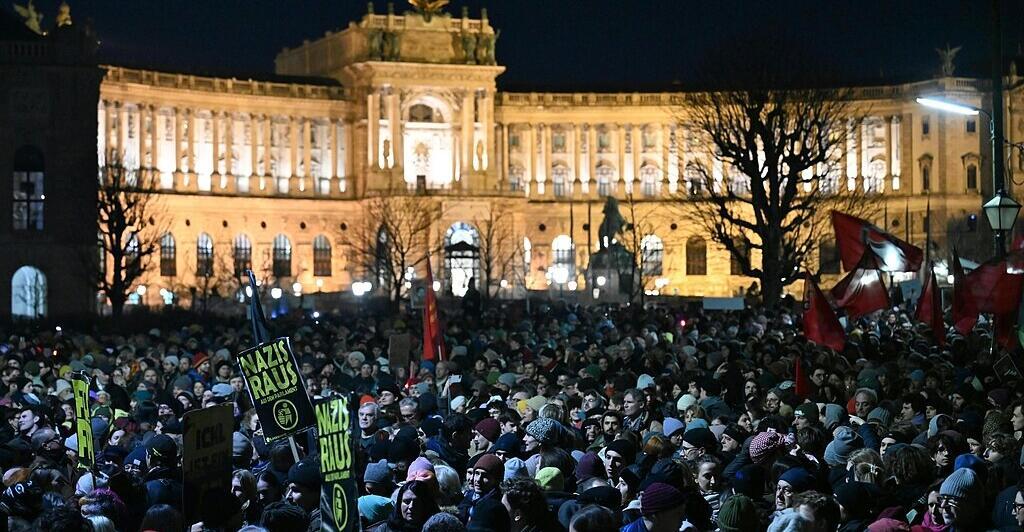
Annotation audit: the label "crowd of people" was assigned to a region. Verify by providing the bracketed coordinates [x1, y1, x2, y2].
[0, 297, 1021, 532]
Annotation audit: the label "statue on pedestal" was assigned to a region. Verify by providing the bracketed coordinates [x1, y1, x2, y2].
[461, 32, 477, 65]
[936, 44, 961, 77]
[598, 197, 626, 250]
[367, 29, 384, 60]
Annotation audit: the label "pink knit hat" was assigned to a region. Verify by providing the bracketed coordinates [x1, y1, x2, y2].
[748, 431, 790, 463]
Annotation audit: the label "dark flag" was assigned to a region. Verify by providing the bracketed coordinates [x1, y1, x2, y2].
[803, 275, 845, 352]
[794, 356, 812, 400]
[830, 256, 890, 319]
[914, 265, 945, 346]
[247, 270, 270, 343]
[831, 211, 924, 272]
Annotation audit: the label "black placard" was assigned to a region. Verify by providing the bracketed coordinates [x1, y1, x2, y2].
[236, 337, 315, 442]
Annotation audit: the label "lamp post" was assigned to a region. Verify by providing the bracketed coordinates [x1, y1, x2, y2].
[916, 97, 1016, 255]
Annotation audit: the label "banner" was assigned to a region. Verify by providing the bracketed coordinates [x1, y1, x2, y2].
[316, 395, 358, 532]
[236, 337, 315, 442]
[70, 373, 94, 470]
[182, 404, 233, 524]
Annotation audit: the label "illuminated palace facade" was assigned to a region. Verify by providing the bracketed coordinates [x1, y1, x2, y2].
[5, 6, 1024, 316]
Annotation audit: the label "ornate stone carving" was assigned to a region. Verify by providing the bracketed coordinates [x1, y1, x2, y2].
[461, 32, 477, 65]
[936, 44, 961, 77]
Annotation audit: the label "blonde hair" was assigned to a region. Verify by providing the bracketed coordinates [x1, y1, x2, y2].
[848, 448, 885, 485]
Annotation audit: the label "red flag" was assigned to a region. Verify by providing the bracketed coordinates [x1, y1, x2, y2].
[422, 258, 446, 363]
[831, 211, 924, 272]
[964, 258, 1023, 315]
[951, 249, 978, 334]
[830, 258, 890, 319]
[915, 265, 945, 346]
[794, 356, 811, 399]
[803, 275, 845, 352]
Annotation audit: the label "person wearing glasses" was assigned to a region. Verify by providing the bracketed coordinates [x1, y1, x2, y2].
[937, 467, 987, 531]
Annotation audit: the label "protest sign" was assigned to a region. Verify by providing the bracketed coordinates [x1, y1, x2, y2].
[70, 372, 94, 470]
[182, 404, 234, 524]
[316, 395, 357, 532]
[236, 337, 315, 442]
[388, 332, 411, 371]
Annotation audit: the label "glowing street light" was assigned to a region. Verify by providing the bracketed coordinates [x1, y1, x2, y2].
[136, 285, 147, 296]
[915, 97, 981, 116]
[270, 287, 283, 299]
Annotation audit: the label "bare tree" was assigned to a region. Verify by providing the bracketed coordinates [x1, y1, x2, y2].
[340, 191, 444, 304]
[474, 202, 524, 302]
[93, 158, 165, 317]
[676, 86, 874, 303]
[618, 193, 667, 305]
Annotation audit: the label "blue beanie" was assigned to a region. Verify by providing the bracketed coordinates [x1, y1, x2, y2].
[823, 426, 863, 467]
[778, 467, 814, 492]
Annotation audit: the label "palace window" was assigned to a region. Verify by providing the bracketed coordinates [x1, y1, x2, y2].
[819, 240, 840, 274]
[196, 233, 214, 277]
[233, 234, 252, 277]
[685, 236, 707, 275]
[597, 130, 611, 153]
[551, 235, 575, 282]
[640, 165, 659, 197]
[409, 104, 438, 123]
[273, 234, 292, 278]
[966, 164, 978, 190]
[966, 119, 976, 134]
[642, 128, 657, 151]
[552, 131, 566, 154]
[552, 166, 569, 197]
[12, 146, 44, 231]
[160, 233, 176, 277]
[685, 164, 703, 196]
[313, 235, 332, 276]
[922, 117, 930, 136]
[596, 165, 615, 196]
[509, 165, 524, 192]
[11, 266, 46, 319]
[922, 166, 930, 192]
[730, 237, 750, 276]
[640, 234, 664, 276]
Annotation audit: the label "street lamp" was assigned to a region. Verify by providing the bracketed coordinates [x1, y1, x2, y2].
[917, 95, 1010, 255]
[983, 190, 1021, 256]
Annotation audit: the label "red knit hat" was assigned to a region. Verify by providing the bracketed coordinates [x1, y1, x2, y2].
[473, 453, 504, 480]
[474, 418, 500, 443]
[641, 482, 682, 516]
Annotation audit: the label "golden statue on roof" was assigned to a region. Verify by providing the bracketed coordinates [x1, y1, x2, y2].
[12, 0, 43, 34]
[408, 0, 448, 22]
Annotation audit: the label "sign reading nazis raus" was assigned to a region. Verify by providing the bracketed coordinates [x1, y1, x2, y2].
[236, 337, 315, 442]
[316, 395, 358, 532]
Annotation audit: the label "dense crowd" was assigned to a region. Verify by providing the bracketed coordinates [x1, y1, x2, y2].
[0, 297, 1021, 532]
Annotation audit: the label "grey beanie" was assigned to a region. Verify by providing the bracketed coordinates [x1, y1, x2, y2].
[822, 404, 848, 430]
[940, 467, 980, 502]
[423, 511, 467, 532]
[824, 426, 863, 466]
[364, 459, 393, 486]
[866, 407, 893, 429]
[526, 417, 561, 447]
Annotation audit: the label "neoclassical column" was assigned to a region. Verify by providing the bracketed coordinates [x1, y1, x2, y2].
[617, 124, 626, 191]
[855, 120, 864, 191]
[525, 123, 535, 189]
[587, 124, 597, 196]
[388, 91, 402, 170]
[540, 124, 551, 195]
[461, 91, 473, 181]
[571, 124, 580, 186]
[149, 106, 161, 184]
[329, 119, 339, 183]
[631, 124, 641, 191]
[115, 102, 126, 164]
[211, 111, 221, 178]
[666, 124, 679, 194]
[173, 107, 185, 187]
[890, 115, 902, 191]
[483, 91, 494, 171]
[501, 123, 510, 185]
[661, 124, 671, 195]
[262, 116, 273, 194]
[249, 114, 260, 186]
[185, 109, 196, 190]
[301, 118, 313, 195]
[224, 113, 237, 193]
[367, 91, 379, 169]
[343, 119, 354, 184]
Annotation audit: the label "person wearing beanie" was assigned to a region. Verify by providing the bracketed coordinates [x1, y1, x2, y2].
[749, 431, 790, 464]
[603, 439, 636, 482]
[622, 482, 686, 532]
[775, 467, 814, 511]
[524, 417, 561, 451]
[467, 497, 511, 532]
[472, 417, 501, 455]
[535, 466, 564, 492]
[286, 458, 322, 524]
[824, 426, 864, 467]
[143, 434, 183, 509]
[423, 511, 467, 532]
[363, 459, 395, 496]
[575, 451, 607, 483]
[718, 494, 758, 532]
[793, 403, 820, 429]
[834, 481, 881, 532]
[459, 453, 504, 523]
[939, 467, 986, 529]
[680, 427, 718, 460]
[489, 432, 523, 461]
[662, 417, 686, 445]
[503, 457, 529, 481]
[867, 407, 893, 430]
[358, 494, 394, 529]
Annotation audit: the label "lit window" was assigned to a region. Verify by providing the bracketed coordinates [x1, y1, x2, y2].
[233, 234, 252, 277]
[550, 235, 575, 283]
[160, 233, 176, 277]
[313, 235, 332, 276]
[12, 146, 44, 231]
[640, 234, 663, 275]
[197, 233, 214, 277]
[273, 234, 291, 278]
[685, 236, 707, 275]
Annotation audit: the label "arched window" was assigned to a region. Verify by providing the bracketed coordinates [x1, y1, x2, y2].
[818, 240, 840, 275]
[552, 165, 569, 197]
[13, 145, 44, 231]
[313, 235, 332, 276]
[685, 236, 707, 275]
[160, 233, 176, 277]
[640, 165, 659, 197]
[552, 130, 567, 154]
[408, 103, 439, 123]
[445, 222, 480, 297]
[550, 234, 575, 283]
[233, 234, 252, 277]
[273, 234, 291, 278]
[596, 165, 615, 197]
[730, 237, 750, 276]
[11, 266, 46, 318]
[509, 165, 524, 192]
[640, 234, 663, 276]
[196, 233, 214, 277]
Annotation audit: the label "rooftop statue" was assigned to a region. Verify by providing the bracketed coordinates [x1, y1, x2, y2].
[55, 1, 71, 27]
[13, 0, 43, 34]
[408, 0, 448, 22]
[936, 44, 962, 77]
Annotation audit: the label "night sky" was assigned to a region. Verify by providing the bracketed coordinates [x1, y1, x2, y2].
[14, 0, 1024, 90]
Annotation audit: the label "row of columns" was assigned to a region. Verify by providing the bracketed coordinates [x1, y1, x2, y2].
[99, 100, 354, 196]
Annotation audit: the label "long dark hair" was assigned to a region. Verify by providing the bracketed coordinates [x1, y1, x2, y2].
[387, 480, 439, 531]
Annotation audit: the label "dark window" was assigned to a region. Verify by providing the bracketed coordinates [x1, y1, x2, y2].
[273, 234, 291, 278]
[641, 235, 664, 276]
[966, 119, 976, 133]
[160, 233, 176, 277]
[196, 233, 214, 277]
[730, 238, 750, 276]
[685, 237, 707, 275]
[13, 146, 44, 231]
[922, 166, 930, 191]
[818, 240, 840, 274]
[922, 119, 930, 136]
[313, 235, 332, 276]
[233, 235, 252, 277]
[967, 165, 978, 190]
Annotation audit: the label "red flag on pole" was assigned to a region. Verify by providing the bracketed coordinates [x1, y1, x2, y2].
[794, 356, 811, 399]
[830, 261, 890, 319]
[951, 249, 978, 334]
[964, 258, 1024, 315]
[422, 258, 446, 363]
[914, 265, 945, 346]
[831, 211, 924, 272]
[803, 275, 846, 352]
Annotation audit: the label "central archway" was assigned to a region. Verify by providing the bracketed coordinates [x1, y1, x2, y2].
[444, 222, 479, 297]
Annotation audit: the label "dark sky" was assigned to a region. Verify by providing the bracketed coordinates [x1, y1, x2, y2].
[15, 0, 1024, 90]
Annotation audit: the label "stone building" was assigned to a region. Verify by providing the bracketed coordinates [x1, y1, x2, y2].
[4, 5, 1024, 317]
